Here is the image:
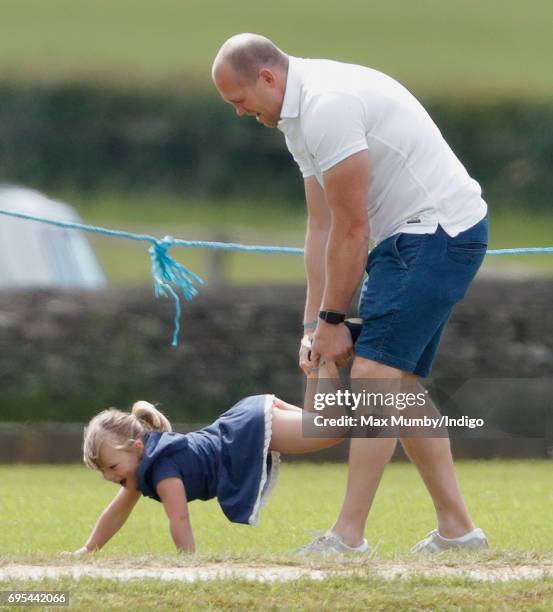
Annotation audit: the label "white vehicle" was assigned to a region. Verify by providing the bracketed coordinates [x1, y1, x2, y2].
[0, 185, 106, 289]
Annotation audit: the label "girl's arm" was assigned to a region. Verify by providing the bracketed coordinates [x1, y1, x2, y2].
[76, 487, 141, 553]
[156, 477, 195, 553]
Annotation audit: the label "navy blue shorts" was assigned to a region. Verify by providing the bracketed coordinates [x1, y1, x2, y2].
[356, 216, 488, 377]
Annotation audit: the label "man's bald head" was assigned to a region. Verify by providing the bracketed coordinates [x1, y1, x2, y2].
[212, 33, 288, 83]
[212, 34, 289, 129]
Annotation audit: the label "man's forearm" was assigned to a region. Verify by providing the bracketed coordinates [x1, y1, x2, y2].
[304, 225, 329, 322]
[321, 222, 369, 312]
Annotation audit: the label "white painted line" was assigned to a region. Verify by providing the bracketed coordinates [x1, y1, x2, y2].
[2, 563, 553, 583]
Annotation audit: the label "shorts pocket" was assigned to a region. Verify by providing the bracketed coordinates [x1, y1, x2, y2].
[446, 217, 489, 265]
[446, 241, 488, 265]
[391, 233, 427, 270]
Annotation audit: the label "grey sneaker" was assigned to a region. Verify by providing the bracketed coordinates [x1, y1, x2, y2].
[411, 528, 489, 554]
[298, 531, 370, 556]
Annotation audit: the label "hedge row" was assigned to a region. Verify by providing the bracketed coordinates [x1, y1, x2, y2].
[1, 83, 552, 210]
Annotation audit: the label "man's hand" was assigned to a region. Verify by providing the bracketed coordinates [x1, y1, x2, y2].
[310, 321, 353, 368]
[299, 334, 317, 377]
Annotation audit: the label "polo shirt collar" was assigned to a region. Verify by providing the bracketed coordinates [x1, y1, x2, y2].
[278, 56, 303, 125]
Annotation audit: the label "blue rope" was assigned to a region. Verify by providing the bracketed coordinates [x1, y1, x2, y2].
[1, 207, 552, 345]
[485, 247, 553, 255]
[0, 208, 301, 345]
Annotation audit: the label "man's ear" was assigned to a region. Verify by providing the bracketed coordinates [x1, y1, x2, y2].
[135, 439, 144, 454]
[259, 68, 276, 86]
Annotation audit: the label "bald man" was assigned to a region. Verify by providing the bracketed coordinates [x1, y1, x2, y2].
[212, 34, 489, 555]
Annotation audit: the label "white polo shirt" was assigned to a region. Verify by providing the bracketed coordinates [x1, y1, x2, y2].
[277, 57, 487, 245]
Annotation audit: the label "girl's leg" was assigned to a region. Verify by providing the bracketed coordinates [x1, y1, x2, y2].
[273, 359, 341, 415]
[268, 405, 346, 454]
[304, 358, 340, 411]
[269, 359, 347, 453]
[272, 397, 303, 413]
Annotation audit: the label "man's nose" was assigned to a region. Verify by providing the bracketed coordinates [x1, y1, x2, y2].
[235, 106, 246, 117]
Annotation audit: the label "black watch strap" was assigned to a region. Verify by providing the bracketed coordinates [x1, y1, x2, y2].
[319, 310, 346, 325]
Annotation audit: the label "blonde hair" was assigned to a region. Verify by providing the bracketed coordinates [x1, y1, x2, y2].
[83, 401, 172, 470]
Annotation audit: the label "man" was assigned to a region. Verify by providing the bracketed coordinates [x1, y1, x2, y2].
[212, 33, 489, 553]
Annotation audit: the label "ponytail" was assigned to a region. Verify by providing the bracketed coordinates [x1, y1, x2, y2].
[131, 401, 172, 433]
[83, 400, 172, 470]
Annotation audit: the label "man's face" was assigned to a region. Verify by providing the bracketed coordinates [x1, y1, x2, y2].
[214, 64, 283, 128]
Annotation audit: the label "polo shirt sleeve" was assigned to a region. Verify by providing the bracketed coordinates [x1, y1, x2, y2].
[284, 134, 316, 179]
[303, 93, 368, 173]
[150, 455, 182, 496]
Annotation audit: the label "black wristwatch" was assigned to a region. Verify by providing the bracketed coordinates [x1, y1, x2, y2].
[318, 310, 346, 325]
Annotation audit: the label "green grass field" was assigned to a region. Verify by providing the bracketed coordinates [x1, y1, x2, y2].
[1, 0, 553, 99]
[2, 461, 553, 609]
[3, 575, 553, 611]
[2, 460, 552, 558]
[62, 193, 553, 286]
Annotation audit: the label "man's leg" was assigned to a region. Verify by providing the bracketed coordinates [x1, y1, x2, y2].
[400, 433, 474, 538]
[307, 220, 489, 551]
[331, 437, 397, 546]
[331, 356, 474, 547]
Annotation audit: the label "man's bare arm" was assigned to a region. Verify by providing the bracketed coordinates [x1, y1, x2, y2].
[303, 176, 331, 323]
[310, 151, 370, 365]
[299, 176, 332, 375]
[321, 150, 370, 312]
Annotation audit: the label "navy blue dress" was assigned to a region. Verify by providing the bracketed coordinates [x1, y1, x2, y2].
[136, 394, 280, 526]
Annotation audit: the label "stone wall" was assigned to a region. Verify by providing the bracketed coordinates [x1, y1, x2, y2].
[1, 279, 552, 461]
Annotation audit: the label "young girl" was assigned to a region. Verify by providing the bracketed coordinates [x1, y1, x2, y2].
[72, 362, 345, 554]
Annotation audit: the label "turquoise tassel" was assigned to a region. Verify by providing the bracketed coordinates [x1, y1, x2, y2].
[149, 236, 205, 346]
